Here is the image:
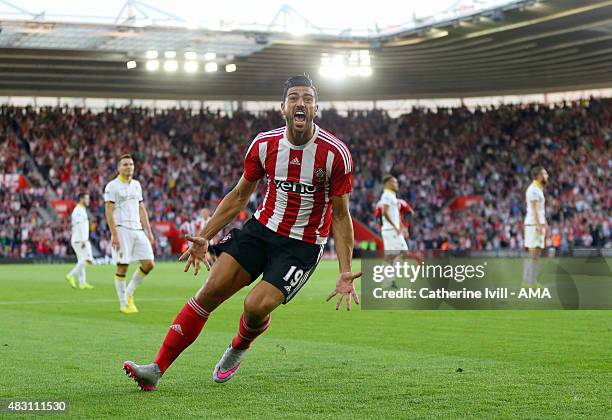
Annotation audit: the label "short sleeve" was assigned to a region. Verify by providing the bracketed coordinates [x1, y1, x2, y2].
[243, 140, 265, 182]
[103, 183, 116, 203]
[330, 151, 353, 197]
[526, 186, 539, 202]
[381, 192, 393, 206]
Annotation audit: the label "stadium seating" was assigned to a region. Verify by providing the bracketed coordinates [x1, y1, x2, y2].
[0, 100, 610, 257]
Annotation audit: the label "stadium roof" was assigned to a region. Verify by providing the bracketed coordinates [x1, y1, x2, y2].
[0, 0, 611, 101]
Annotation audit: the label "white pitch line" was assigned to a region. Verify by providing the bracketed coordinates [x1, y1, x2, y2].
[0, 297, 190, 306]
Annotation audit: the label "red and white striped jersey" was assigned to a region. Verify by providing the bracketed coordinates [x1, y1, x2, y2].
[243, 125, 353, 245]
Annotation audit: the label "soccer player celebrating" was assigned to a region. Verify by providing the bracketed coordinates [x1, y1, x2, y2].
[522, 166, 550, 287]
[123, 75, 361, 391]
[65, 192, 94, 289]
[104, 154, 155, 314]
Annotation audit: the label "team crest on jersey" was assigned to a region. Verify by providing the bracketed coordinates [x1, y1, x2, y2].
[315, 167, 326, 184]
[220, 233, 232, 244]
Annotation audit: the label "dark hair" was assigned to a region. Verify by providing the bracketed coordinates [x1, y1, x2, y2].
[382, 174, 395, 184]
[531, 166, 545, 179]
[77, 192, 88, 201]
[118, 154, 133, 162]
[282, 74, 317, 101]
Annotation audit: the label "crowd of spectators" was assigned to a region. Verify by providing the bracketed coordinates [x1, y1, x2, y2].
[0, 98, 610, 257]
[0, 124, 70, 257]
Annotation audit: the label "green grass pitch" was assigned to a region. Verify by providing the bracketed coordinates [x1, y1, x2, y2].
[0, 261, 610, 418]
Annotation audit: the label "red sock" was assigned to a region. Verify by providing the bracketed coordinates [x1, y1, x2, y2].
[154, 298, 210, 373]
[231, 313, 271, 350]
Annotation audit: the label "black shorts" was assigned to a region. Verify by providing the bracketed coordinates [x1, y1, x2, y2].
[210, 218, 324, 303]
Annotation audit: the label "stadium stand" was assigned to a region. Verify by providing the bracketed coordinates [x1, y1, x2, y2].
[1, 98, 610, 257]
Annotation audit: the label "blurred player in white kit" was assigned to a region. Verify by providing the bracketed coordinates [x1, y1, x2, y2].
[522, 166, 550, 287]
[65, 192, 94, 290]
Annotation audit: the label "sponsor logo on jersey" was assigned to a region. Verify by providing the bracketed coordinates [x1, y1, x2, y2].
[274, 180, 317, 194]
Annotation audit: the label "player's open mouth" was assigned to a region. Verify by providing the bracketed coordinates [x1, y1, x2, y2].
[294, 111, 306, 124]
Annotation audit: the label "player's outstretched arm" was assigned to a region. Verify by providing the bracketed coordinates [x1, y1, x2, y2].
[326, 193, 362, 311]
[199, 175, 257, 240]
[180, 175, 258, 275]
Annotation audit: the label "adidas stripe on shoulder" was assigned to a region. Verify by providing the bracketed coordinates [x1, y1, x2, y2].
[318, 129, 352, 174]
[246, 127, 285, 157]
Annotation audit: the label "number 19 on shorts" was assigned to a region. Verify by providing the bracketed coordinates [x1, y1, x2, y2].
[283, 265, 304, 287]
